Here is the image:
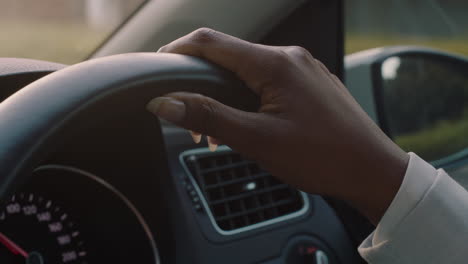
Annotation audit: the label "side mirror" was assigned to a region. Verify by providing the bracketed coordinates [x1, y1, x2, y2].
[345, 47, 468, 166]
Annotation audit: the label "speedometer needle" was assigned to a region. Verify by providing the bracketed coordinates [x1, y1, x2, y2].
[0, 232, 29, 257]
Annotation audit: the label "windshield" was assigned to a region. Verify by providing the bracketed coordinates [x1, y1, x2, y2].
[0, 0, 146, 64]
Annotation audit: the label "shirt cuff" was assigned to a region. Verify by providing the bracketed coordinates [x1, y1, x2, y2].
[358, 152, 468, 263]
[372, 152, 438, 243]
[358, 152, 438, 261]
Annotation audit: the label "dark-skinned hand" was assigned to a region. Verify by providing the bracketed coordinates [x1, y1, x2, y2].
[146, 28, 409, 225]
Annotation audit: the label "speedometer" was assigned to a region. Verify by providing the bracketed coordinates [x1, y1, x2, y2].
[0, 193, 87, 263]
[0, 165, 159, 264]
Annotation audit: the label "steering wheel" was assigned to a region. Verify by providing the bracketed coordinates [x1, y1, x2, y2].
[0, 53, 257, 199]
[0, 53, 375, 263]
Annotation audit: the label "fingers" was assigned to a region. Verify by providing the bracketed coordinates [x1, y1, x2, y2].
[278, 45, 347, 94]
[189, 130, 202, 143]
[207, 136, 219, 152]
[146, 92, 267, 155]
[158, 28, 277, 94]
[311, 58, 347, 91]
[189, 131, 220, 152]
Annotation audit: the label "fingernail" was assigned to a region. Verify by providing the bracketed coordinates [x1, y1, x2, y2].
[156, 46, 166, 53]
[207, 136, 218, 152]
[189, 130, 202, 144]
[146, 97, 186, 124]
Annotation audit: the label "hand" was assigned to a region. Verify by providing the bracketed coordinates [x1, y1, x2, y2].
[147, 28, 409, 224]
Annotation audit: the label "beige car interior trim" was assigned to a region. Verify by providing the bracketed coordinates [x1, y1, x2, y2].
[92, 0, 305, 58]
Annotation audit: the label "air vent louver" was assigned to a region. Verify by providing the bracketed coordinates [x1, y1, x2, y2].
[182, 148, 307, 232]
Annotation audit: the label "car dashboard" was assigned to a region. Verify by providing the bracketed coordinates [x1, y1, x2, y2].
[0, 61, 364, 264]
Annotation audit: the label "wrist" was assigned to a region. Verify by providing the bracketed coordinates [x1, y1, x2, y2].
[347, 144, 410, 225]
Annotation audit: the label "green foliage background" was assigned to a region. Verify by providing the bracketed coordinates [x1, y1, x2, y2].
[395, 112, 468, 161]
[346, 35, 468, 57]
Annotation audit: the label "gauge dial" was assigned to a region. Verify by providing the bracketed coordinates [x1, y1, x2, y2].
[0, 165, 159, 264]
[0, 192, 87, 264]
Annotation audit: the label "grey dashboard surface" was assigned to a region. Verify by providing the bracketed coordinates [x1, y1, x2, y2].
[161, 123, 362, 263]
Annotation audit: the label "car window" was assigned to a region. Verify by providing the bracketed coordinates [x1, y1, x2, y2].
[381, 55, 468, 163]
[0, 0, 146, 64]
[345, 0, 468, 57]
[346, 1, 468, 186]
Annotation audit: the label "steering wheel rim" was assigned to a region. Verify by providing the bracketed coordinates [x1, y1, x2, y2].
[0, 52, 257, 198]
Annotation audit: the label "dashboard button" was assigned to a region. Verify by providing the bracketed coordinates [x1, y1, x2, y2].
[286, 241, 330, 264]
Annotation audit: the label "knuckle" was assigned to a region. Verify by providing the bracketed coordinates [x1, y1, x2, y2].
[264, 50, 291, 74]
[189, 95, 218, 133]
[314, 58, 331, 73]
[200, 99, 219, 133]
[285, 45, 313, 60]
[272, 49, 290, 63]
[189, 27, 219, 44]
[157, 45, 167, 52]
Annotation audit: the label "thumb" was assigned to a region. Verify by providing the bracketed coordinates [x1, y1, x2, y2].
[146, 92, 268, 155]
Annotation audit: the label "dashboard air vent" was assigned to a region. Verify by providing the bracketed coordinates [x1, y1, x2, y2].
[181, 147, 307, 233]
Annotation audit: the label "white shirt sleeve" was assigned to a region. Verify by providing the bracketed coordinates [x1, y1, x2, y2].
[358, 152, 468, 264]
